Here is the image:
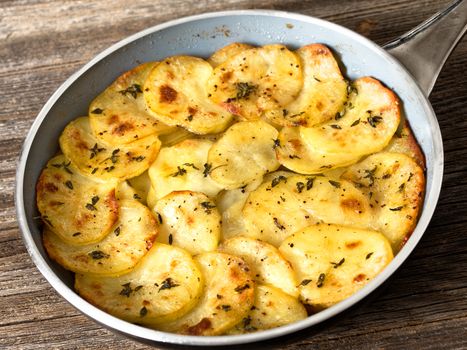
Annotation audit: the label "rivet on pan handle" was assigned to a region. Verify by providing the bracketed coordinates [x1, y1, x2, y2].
[384, 0, 467, 96]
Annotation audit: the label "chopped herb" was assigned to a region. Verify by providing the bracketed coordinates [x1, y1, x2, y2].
[91, 108, 104, 114]
[288, 154, 301, 159]
[390, 206, 404, 211]
[234, 284, 250, 293]
[183, 162, 199, 170]
[407, 172, 414, 182]
[296, 182, 305, 193]
[110, 149, 120, 163]
[201, 201, 216, 214]
[133, 193, 141, 200]
[347, 82, 358, 95]
[367, 115, 383, 128]
[105, 165, 115, 172]
[398, 183, 406, 192]
[89, 143, 105, 159]
[114, 226, 121, 236]
[91, 167, 98, 174]
[187, 115, 193, 122]
[140, 306, 148, 317]
[288, 111, 305, 119]
[132, 156, 145, 162]
[221, 304, 231, 311]
[65, 180, 73, 190]
[313, 76, 322, 82]
[382, 173, 391, 179]
[120, 282, 133, 297]
[273, 138, 281, 149]
[41, 215, 53, 227]
[331, 258, 345, 268]
[85, 203, 97, 211]
[89, 250, 109, 259]
[234, 82, 257, 100]
[92, 196, 99, 205]
[271, 175, 287, 188]
[52, 161, 73, 174]
[366, 252, 374, 259]
[119, 84, 142, 99]
[203, 163, 212, 177]
[329, 180, 341, 188]
[273, 217, 285, 230]
[330, 124, 342, 129]
[320, 165, 333, 169]
[170, 166, 187, 177]
[158, 278, 179, 292]
[363, 166, 377, 186]
[216, 294, 223, 299]
[168, 234, 173, 245]
[306, 177, 315, 190]
[316, 273, 326, 288]
[300, 279, 312, 286]
[282, 109, 289, 117]
[134, 285, 143, 292]
[156, 212, 163, 224]
[335, 111, 345, 120]
[351, 119, 360, 127]
[72, 232, 81, 237]
[242, 316, 257, 331]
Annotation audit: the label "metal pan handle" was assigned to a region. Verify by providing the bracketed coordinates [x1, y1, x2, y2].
[384, 0, 467, 96]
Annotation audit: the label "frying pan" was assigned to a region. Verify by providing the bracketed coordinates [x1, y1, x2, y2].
[15, 0, 467, 346]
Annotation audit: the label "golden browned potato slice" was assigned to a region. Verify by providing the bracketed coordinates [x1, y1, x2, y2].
[207, 44, 303, 120]
[264, 44, 347, 127]
[143, 56, 233, 134]
[216, 177, 263, 239]
[43, 199, 158, 275]
[148, 139, 224, 201]
[36, 155, 118, 245]
[75, 243, 203, 326]
[154, 191, 221, 255]
[89, 62, 175, 146]
[279, 224, 393, 310]
[207, 121, 280, 189]
[242, 173, 372, 246]
[341, 152, 425, 252]
[384, 118, 426, 169]
[296, 77, 400, 171]
[158, 252, 255, 335]
[276, 126, 357, 174]
[208, 43, 255, 67]
[219, 236, 299, 297]
[60, 117, 160, 181]
[226, 284, 307, 334]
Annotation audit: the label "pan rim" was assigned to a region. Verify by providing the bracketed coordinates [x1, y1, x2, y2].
[15, 9, 443, 346]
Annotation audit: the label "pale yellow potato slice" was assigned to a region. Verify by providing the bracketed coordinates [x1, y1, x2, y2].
[143, 56, 232, 134]
[217, 177, 263, 239]
[276, 126, 357, 174]
[154, 191, 221, 255]
[219, 236, 299, 297]
[89, 62, 175, 146]
[60, 117, 161, 181]
[208, 43, 255, 67]
[36, 155, 118, 245]
[297, 77, 400, 171]
[341, 152, 425, 252]
[158, 252, 255, 335]
[146, 185, 157, 210]
[279, 224, 393, 310]
[207, 121, 280, 189]
[148, 139, 224, 201]
[207, 44, 303, 120]
[75, 243, 203, 326]
[115, 180, 140, 202]
[264, 44, 347, 127]
[226, 284, 307, 334]
[242, 173, 373, 246]
[127, 171, 151, 205]
[43, 200, 158, 275]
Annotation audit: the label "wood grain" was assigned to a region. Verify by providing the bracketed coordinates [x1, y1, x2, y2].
[1, 0, 466, 349]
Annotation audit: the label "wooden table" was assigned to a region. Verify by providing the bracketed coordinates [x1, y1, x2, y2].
[1, 0, 466, 349]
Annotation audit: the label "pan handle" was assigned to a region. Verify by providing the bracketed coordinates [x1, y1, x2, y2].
[384, 0, 467, 96]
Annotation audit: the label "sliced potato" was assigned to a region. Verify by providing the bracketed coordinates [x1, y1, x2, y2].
[143, 56, 233, 134]
[89, 62, 175, 146]
[148, 139, 224, 201]
[154, 191, 221, 255]
[207, 121, 280, 189]
[115, 180, 140, 202]
[207, 44, 303, 120]
[217, 177, 263, 239]
[158, 252, 255, 335]
[146, 185, 157, 210]
[279, 224, 393, 310]
[36, 154, 118, 245]
[341, 152, 425, 251]
[243, 173, 373, 247]
[264, 44, 347, 127]
[158, 126, 193, 147]
[296, 77, 400, 171]
[75, 243, 203, 326]
[219, 236, 299, 297]
[127, 171, 151, 205]
[60, 117, 160, 180]
[226, 285, 307, 334]
[276, 126, 357, 174]
[208, 43, 255, 67]
[43, 200, 158, 275]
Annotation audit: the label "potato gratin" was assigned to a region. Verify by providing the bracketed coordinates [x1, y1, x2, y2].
[36, 43, 425, 335]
